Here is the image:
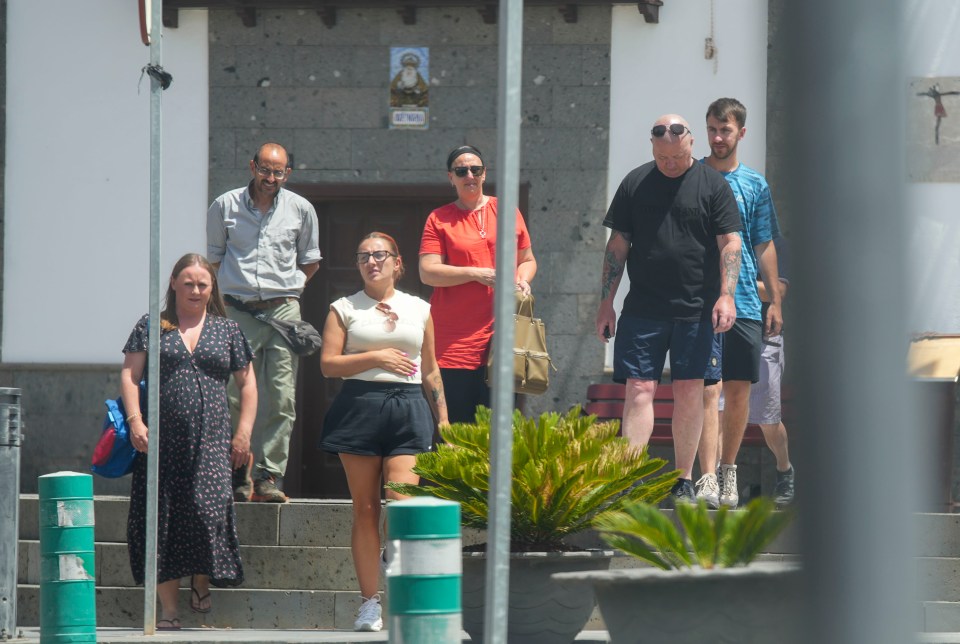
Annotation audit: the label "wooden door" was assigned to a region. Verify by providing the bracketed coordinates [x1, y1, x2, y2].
[284, 186, 450, 498]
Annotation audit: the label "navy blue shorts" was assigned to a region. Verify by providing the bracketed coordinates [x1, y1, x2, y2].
[319, 380, 435, 457]
[613, 315, 715, 383]
[705, 318, 763, 384]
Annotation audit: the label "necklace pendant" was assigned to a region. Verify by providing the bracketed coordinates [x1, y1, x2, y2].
[478, 230, 486, 239]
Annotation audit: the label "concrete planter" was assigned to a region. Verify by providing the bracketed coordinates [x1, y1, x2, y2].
[462, 549, 613, 644]
[553, 562, 803, 644]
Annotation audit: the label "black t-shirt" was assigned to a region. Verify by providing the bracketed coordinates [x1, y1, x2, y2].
[603, 160, 742, 321]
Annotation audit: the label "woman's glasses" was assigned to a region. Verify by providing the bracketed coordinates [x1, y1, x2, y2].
[356, 250, 396, 264]
[452, 165, 485, 178]
[375, 302, 398, 332]
[650, 124, 690, 138]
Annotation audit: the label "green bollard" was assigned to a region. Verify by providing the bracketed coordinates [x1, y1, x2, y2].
[386, 498, 461, 643]
[38, 472, 96, 643]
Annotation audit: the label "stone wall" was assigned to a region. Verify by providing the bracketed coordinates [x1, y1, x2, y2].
[207, 5, 614, 416]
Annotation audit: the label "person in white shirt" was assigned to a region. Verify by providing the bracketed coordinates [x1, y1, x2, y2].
[319, 231, 448, 632]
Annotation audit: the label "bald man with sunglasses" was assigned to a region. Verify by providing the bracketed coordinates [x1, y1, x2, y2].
[595, 114, 743, 505]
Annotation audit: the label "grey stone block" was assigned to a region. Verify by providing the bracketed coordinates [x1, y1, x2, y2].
[523, 6, 561, 45]
[920, 557, 960, 602]
[552, 86, 610, 128]
[924, 601, 960, 633]
[278, 501, 354, 548]
[236, 502, 281, 546]
[232, 45, 299, 88]
[918, 514, 960, 557]
[521, 85, 555, 127]
[579, 126, 609, 170]
[209, 44, 240, 88]
[209, 87, 271, 128]
[350, 129, 413, 170]
[581, 46, 610, 87]
[209, 128, 238, 170]
[521, 128, 582, 170]
[242, 545, 355, 590]
[552, 5, 611, 45]
[524, 45, 584, 88]
[18, 585, 338, 629]
[528, 209, 583, 254]
[528, 169, 607, 214]
[430, 87, 497, 129]
[318, 88, 385, 129]
[262, 8, 377, 47]
[209, 10, 266, 47]
[429, 46, 498, 89]
[261, 88, 328, 129]
[291, 47, 388, 89]
[541, 250, 602, 294]
[536, 293, 586, 336]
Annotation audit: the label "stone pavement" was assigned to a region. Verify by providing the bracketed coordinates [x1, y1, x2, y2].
[11, 627, 613, 643]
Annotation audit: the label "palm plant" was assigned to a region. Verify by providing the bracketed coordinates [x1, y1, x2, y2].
[594, 497, 793, 570]
[387, 405, 678, 551]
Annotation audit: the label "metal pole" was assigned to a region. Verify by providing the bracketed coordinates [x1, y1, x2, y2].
[143, 0, 163, 634]
[0, 389, 22, 640]
[784, 1, 917, 643]
[484, 1, 523, 643]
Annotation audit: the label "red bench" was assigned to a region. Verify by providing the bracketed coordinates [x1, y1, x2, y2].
[584, 383, 769, 446]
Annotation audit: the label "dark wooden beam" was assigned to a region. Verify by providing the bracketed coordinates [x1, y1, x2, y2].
[478, 3, 496, 24]
[236, 6, 256, 26]
[397, 5, 416, 24]
[318, 6, 336, 27]
[162, 6, 180, 28]
[558, 4, 577, 23]
[636, 0, 663, 24]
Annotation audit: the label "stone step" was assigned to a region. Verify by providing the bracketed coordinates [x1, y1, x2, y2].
[17, 585, 362, 630]
[0, 626, 617, 643]
[923, 602, 960, 633]
[18, 541, 356, 590]
[17, 494, 803, 553]
[921, 558, 960, 602]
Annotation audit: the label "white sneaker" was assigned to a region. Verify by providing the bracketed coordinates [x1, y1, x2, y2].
[695, 473, 720, 509]
[354, 594, 383, 632]
[719, 463, 739, 508]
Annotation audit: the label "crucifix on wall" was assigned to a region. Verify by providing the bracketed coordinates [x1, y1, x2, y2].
[917, 83, 960, 145]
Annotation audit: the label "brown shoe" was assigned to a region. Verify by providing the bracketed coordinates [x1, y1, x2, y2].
[252, 473, 289, 503]
[232, 453, 254, 502]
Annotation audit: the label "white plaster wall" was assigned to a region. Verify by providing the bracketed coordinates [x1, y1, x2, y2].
[605, 1, 770, 365]
[905, 0, 960, 332]
[4, 2, 208, 363]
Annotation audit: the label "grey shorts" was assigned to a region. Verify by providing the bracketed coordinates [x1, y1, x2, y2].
[719, 334, 784, 424]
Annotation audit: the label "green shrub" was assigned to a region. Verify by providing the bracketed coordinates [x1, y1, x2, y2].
[387, 405, 678, 551]
[595, 498, 794, 570]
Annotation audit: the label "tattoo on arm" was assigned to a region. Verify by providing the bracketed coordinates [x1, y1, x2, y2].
[601, 231, 630, 300]
[429, 373, 447, 414]
[721, 248, 742, 297]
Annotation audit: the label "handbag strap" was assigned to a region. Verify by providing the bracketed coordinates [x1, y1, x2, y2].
[516, 293, 535, 318]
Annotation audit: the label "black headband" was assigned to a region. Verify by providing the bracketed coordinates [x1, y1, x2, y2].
[446, 145, 483, 170]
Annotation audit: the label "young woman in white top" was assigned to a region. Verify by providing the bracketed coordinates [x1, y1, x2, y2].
[319, 231, 448, 632]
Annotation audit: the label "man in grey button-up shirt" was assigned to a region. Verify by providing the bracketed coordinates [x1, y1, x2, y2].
[207, 142, 321, 502]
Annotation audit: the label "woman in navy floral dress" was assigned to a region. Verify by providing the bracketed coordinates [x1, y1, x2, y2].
[121, 253, 257, 630]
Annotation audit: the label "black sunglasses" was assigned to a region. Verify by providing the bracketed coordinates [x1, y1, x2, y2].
[453, 165, 485, 178]
[651, 124, 690, 138]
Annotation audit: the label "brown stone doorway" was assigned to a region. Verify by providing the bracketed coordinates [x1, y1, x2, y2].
[282, 183, 528, 499]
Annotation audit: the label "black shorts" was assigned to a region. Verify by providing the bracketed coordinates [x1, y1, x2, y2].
[716, 318, 763, 383]
[319, 380, 435, 457]
[441, 367, 490, 424]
